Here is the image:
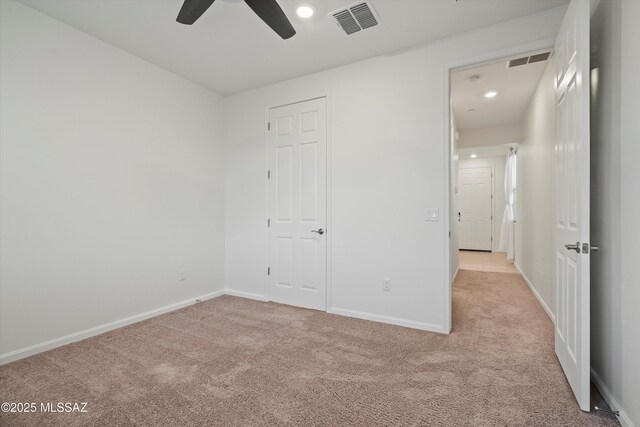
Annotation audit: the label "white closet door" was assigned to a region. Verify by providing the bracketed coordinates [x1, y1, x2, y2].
[268, 97, 327, 310]
[458, 167, 493, 251]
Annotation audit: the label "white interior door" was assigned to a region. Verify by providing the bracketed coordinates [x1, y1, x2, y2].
[268, 97, 327, 311]
[554, 0, 591, 411]
[458, 167, 493, 251]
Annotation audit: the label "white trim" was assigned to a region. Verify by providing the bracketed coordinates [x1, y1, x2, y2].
[444, 37, 556, 334]
[591, 369, 636, 427]
[328, 307, 448, 334]
[325, 92, 333, 313]
[0, 290, 224, 365]
[224, 289, 269, 302]
[264, 105, 271, 302]
[225, 290, 446, 333]
[443, 63, 452, 334]
[514, 261, 555, 323]
[491, 165, 495, 252]
[452, 266, 460, 283]
[1, 286, 452, 366]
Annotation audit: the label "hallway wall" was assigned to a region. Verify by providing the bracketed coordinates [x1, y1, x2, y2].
[458, 124, 522, 148]
[514, 59, 556, 321]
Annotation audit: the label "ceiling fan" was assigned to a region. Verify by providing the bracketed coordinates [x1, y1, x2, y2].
[176, 0, 296, 40]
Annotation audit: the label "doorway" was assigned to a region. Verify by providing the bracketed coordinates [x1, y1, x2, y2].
[266, 97, 328, 311]
[447, 0, 592, 411]
[458, 166, 493, 251]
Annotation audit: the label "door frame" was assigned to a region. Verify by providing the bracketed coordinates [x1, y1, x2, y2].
[457, 166, 495, 252]
[443, 40, 555, 333]
[264, 93, 333, 311]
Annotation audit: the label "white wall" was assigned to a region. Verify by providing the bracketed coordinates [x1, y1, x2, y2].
[224, 7, 565, 333]
[458, 155, 507, 252]
[0, 1, 226, 361]
[591, 1, 640, 425]
[458, 123, 522, 148]
[514, 59, 557, 319]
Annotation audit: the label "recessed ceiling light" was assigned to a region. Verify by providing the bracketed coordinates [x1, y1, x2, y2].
[296, 5, 315, 18]
[470, 154, 477, 158]
[484, 91, 498, 98]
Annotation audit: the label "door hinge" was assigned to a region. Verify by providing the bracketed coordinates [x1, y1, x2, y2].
[267, 267, 270, 276]
[267, 122, 271, 131]
[267, 218, 271, 227]
[449, 231, 451, 238]
[267, 170, 271, 179]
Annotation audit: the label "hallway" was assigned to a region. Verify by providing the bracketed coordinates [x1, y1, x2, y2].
[453, 269, 617, 425]
[458, 250, 519, 274]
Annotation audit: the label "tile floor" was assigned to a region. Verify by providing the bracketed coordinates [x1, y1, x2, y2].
[459, 250, 519, 273]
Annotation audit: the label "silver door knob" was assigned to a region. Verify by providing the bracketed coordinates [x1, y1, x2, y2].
[591, 244, 599, 252]
[565, 242, 581, 253]
[311, 228, 325, 235]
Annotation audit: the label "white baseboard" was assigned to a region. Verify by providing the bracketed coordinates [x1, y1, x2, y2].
[223, 289, 268, 302]
[328, 307, 448, 334]
[514, 262, 555, 323]
[1, 289, 445, 365]
[0, 290, 225, 366]
[591, 368, 636, 427]
[223, 289, 446, 333]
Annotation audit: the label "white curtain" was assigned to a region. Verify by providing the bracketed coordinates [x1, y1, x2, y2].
[499, 150, 517, 260]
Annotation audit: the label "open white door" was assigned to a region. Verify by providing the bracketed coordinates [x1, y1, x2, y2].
[554, 0, 591, 411]
[268, 97, 327, 311]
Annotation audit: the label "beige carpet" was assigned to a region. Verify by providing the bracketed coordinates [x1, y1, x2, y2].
[1, 270, 618, 426]
[458, 250, 519, 274]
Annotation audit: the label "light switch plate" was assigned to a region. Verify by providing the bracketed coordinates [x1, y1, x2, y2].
[425, 208, 439, 221]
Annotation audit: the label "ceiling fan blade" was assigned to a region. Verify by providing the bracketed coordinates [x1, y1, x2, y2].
[176, 0, 216, 25]
[244, 0, 296, 39]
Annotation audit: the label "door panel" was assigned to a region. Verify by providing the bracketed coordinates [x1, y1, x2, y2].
[300, 237, 318, 291]
[300, 142, 318, 221]
[554, 0, 590, 411]
[556, 253, 565, 340]
[268, 98, 327, 310]
[458, 167, 493, 251]
[276, 146, 293, 221]
[276, 237, 293, 288]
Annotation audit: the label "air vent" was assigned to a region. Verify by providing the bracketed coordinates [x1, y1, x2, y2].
[330, 1, 380, 35]
[508, 57, 529, 67]
[507, 51, 552, 68]
[333, 10, 360, 35]
[528, 52, 551, 64]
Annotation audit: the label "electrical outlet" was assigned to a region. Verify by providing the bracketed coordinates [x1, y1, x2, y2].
[179, 268, 187, 281]
[383, 277, 391, 292]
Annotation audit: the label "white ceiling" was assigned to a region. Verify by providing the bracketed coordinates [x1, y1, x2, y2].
[452, 51, 551, 130]
[19, 0, 567, 96]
